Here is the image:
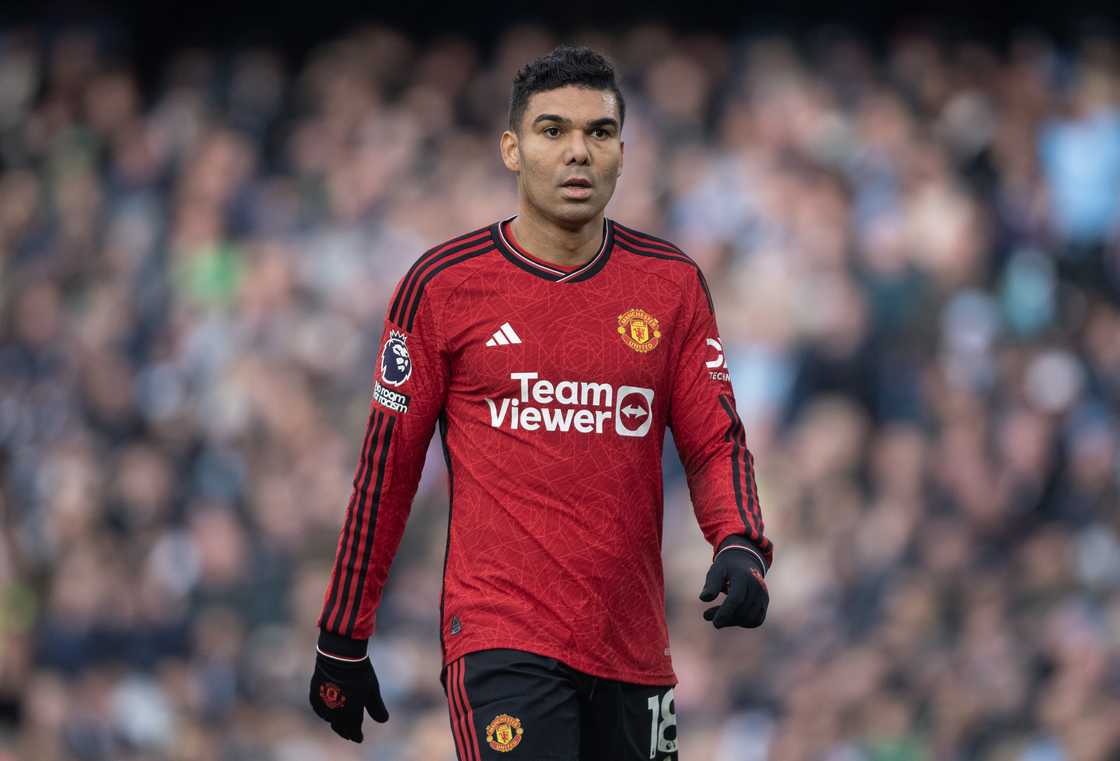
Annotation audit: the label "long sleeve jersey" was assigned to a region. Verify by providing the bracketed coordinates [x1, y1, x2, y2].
[317, 217, 773, 685]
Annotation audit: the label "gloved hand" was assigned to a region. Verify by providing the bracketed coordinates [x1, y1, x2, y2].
[309, 632, 389, 743]
[699, 537, 769, 628]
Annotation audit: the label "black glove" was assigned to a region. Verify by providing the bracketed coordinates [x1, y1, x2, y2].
[309, 631, 389, 742]
[699, 537, 769, 629]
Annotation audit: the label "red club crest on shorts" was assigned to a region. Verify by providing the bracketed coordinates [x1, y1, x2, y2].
[486, 713, 524, 752]
[319, 682, 346, 710]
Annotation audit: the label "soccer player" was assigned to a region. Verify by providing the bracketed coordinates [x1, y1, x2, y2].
[309, 45, 774, 760]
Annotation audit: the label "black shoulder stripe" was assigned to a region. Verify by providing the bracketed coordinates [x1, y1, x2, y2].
[390, 227, 491, 326]
[695, 269, 715, 315]
[391, 227, 491, 325]
[614, 228, 683, 256]
[615, 238, 716, 315]
[405, 246, 496, 331]
[614, 237, 691, 264]
[395, 236, 493, 329]
[613, 222, 687, 256]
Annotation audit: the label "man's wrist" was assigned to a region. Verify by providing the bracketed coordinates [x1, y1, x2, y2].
[318, 629, 370, 660]
[716, 535, 768, 576]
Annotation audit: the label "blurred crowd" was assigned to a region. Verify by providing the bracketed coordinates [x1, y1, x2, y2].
[1, 19, 1119, 761]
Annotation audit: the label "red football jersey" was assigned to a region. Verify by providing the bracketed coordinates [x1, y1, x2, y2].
[318, 217, 773, 685]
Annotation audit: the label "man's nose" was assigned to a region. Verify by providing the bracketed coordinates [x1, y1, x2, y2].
[564, 132, 590, 164]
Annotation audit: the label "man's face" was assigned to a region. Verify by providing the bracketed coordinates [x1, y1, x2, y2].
[501, 85, 624, 229]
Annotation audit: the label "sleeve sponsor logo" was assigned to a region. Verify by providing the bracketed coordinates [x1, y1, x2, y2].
[485, 372, 655, 437]
[373, 381, 410, 413]
[379, 331, 412, 386]
[705, 337, 731, 382]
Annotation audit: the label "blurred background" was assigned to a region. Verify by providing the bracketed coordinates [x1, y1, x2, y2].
[2, 1, 1120, 759]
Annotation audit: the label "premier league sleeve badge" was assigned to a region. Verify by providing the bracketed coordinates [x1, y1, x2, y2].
[380, 331, 413, 387]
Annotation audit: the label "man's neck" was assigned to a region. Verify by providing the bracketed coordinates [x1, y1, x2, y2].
[509, 206, 605, 269]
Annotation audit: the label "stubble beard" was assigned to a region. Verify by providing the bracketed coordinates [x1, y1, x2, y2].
[521, 174, 616, 233]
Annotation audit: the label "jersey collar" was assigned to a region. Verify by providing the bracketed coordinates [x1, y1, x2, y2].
[490, 215, 614, 283]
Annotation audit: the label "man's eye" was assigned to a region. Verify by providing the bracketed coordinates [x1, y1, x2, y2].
[592, 128, 609, 139]
[544, 127, 561, 137]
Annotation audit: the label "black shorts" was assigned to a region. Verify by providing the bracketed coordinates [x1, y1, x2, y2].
[441, 649, 679, 761]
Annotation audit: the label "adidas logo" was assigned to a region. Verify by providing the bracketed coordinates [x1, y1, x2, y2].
[485, 322, 522, 347]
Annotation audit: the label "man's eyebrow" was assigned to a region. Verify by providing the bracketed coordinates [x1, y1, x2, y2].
[586, 117, 619, 130]
[531, 114, 620, 130]
[532, 113, 572, 126]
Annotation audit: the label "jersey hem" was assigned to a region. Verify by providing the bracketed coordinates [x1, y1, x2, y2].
[443, 640, 677, 686]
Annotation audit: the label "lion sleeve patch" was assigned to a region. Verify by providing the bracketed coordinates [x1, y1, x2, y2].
[380, 331, 413, 386]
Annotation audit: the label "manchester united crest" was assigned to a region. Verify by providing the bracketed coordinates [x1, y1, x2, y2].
[319, 682, 346, 710]
[485, 713, 524, 752]
[617, 308, 662, 353]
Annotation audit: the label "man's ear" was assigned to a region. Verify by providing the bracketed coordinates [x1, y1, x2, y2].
[618, 140, 624, 178]
[500, 130, 520, 172]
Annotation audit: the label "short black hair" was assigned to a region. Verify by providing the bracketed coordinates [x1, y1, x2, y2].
[509, 45, 626, 133]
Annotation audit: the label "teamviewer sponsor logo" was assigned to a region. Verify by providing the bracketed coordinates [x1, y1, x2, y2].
[615, 386, 654, 437]
[485, 372, 654, 437]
